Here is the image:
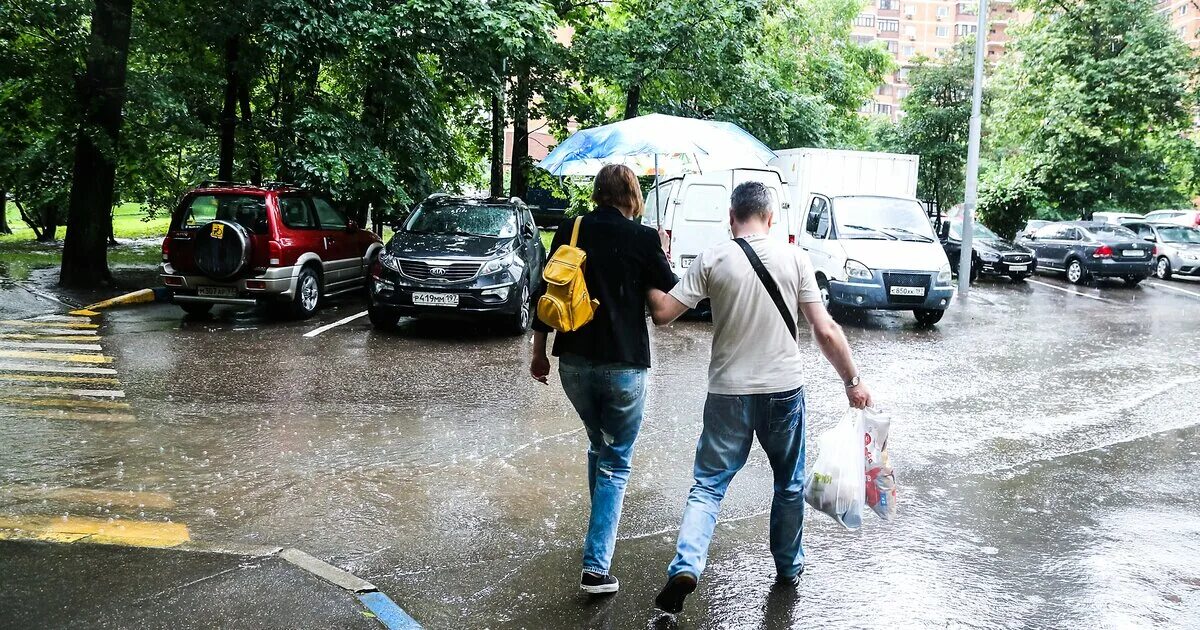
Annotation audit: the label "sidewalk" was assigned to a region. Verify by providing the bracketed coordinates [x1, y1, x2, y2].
[0, 540, 387, 629]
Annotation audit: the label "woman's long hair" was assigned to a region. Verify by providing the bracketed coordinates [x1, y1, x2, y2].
[591, 164, 645, 218]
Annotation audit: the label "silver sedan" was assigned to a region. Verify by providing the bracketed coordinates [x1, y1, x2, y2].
[1124, 221, 1200, 279]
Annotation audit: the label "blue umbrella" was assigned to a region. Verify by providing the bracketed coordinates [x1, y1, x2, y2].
[539, 114, 777, 222]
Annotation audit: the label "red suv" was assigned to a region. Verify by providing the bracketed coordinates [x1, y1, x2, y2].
[160, 182, 383, 318]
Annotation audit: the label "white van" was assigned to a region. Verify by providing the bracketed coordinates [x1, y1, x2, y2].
[643, 168, 791, 274]
[799, 194, 955, 326]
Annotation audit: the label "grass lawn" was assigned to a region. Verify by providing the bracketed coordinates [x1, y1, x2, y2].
[0, 202, 164, 280]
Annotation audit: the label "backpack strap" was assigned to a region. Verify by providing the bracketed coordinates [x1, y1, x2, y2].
[734, 238, 798, 340]
[569, 216, 583, 247]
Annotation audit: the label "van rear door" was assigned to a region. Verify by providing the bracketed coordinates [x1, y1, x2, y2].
[671, 178, 730, 271]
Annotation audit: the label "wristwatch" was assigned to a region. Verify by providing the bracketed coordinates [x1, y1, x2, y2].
[845, 376, 861, 389]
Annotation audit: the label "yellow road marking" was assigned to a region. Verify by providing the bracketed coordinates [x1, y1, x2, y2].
[69, 309, 101, 317]
[0, 320, 98, 329]
[18, 410, 135, 423]
[0, 350, 112, 364]
[1, 485, 174, 509]
[0, 341, 103, 351]
[0, 373, 119, 386]
[0, 397, 130, 410]
[0, 334, 102, 342]
[0, 515, 189, 548]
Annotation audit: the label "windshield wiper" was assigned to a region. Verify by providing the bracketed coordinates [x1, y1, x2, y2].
[881, 227, 934, 243]
[842, 224, 897, 240]
[452, 229, 493, 238]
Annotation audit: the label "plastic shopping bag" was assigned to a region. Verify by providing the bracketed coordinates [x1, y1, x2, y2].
[862, 407, 898, 521]
[804, 408, 866, 529]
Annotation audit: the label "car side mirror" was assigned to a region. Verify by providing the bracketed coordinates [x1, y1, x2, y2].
[522, 224, 537, 239]
[1143, 235, 1155, 242]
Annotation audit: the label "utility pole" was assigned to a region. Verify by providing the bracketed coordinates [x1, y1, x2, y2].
[958, 0, 989, 298]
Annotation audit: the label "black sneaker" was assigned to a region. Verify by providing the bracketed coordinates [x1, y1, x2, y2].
[774, 573, 801, 588]
[580, 571, 620, 594]
[653, 572, 698, 614]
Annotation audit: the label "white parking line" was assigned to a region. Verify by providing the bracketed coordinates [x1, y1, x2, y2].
[8, 387, 126, 398]
[303, 311, 369, 338]
[1146, 281, 1200, 299]
[1026, 279, 1114, 303]
[0, 363, 118, 376]
[0, 341, 103, 352]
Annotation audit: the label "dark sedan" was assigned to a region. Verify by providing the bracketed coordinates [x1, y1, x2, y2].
[939, 220, 1037, 282]
[367, 195, 545, 333]
[1016, 221, 1155, 285]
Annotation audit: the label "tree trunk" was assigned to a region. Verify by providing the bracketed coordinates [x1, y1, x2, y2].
[509, 67, 531, 200]
[623, 83, 641, 120]
[40, 206, 58, 242]
[217, 34, 241, 182]
[239, 73, 260, 185]
[490, 87, 506, 198]
[0, 190, 10, 235]
[61, 0, 133, 288]
[13, 200, 45, 241]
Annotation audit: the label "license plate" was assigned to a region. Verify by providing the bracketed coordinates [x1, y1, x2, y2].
[412, 292, 459, 307]
[889, 286, 925, 297]
[1008, 265, 1028, 272]
[681, 256, 696, 269]
[197, 286, 237, 298]
[1122, 249, 1144, 257]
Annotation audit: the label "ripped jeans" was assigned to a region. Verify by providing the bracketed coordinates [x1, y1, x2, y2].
[558, 354, 648, 576]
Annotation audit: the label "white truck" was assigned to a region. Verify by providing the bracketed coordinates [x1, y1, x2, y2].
[770, 148, 955, 326]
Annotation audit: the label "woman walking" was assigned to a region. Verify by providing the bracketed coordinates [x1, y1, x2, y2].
[530, 164, 676, 594]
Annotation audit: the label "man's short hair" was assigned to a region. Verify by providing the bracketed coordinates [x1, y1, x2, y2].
[731, 182, 772, 223]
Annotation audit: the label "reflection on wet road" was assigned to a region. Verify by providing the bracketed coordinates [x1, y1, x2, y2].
[2, 274, 1199, 628]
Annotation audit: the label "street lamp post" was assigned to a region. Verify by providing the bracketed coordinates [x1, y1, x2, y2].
[958, 0, 989, 297]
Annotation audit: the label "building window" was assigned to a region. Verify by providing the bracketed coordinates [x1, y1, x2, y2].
[903, 45, 916, 56]
[878, 84, 892, 96]
[905, 5, 916, 18]
[887, 40, 900, 53]
[875, 103, 893, 115]
[935, 47, 949, 56]
[937, 6, 950, 18]
[898, 88, 909, 99]
[853, 14, 876, 28]
[956, 24, 977, 36]
[905, 25, 917, 38]
[879, 19, 900, 32]
[936, 25, 951, 37]
[897, 68, 911, 82]
[1181, 5, 1188, 16]
[879, 0, 899, 10]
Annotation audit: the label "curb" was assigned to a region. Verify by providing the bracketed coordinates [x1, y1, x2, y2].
[69, 287, 172, 316]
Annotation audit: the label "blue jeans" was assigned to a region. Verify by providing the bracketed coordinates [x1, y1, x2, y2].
[558, 354, 648, 575]
[668, 386, 807, 581]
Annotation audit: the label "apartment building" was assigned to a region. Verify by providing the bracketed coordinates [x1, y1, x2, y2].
[852, 0, 1022, 120]
[1159, 1, 1200, 47]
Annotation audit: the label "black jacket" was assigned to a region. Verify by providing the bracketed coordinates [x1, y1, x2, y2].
[532, 206, 676, 368]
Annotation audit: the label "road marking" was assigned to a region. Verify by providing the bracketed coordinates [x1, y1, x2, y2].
[0, 328, 101, 337]
[0, 320, 98, 329]
[0, 515, 189, 547]
[0, 362, 117, 376]
[358, 592, 424, 630]
[0, 333, 101, 342]
[0, 350, 112, 364]
[27, 315, 95, 324]
[1026, 279, 1114, 303]
[7, 386, 125, 398]
[0, 396, 130, 410]
[0, 485, 173, 508]
[0, 341, 103, 351]
[0, 373, 119, 386]
[1146, 281, 1200, 299]
[304, 310, 368, 338]
[18, 410, 136, 423]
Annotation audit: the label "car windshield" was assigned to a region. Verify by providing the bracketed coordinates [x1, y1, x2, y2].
[178, 194, 268, 234]
[948, 221, 999, 241]
[1086, 225, 1137, 240]
[404, 204, 517, 238]
[1158, 226, 1200, 243]
[833, 197, 935, 241]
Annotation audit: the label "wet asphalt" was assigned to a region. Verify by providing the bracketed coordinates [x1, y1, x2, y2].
[2, 271, 1199, 629]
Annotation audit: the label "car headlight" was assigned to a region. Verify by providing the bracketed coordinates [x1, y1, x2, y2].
[937, 264, 952, 285]
[378, 252, 401, 272]
[481, 251, 517, 275]
[844, 259, 872, 280]
[979, 250, 1000, 263]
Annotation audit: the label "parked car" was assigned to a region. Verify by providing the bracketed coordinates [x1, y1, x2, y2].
[799, 194, 954, 326]
[160, 182, 382, 318]
[1121, 221, 1200, 280]
[939, 220, 1037, 282]
[1016, 221, 1155, 285]
[367, 195, 545, 333]
[1092, 211, 1144, 224]
[1020, 220, 1050, 238]
[1144, 209, 1200, 227]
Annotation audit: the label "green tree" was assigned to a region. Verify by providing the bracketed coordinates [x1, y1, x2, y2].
[990, 0, 1197, 220]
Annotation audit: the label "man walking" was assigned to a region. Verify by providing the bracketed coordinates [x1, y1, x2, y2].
[645, 182, 872, 615]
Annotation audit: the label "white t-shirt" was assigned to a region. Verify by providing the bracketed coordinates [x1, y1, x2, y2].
[669, 234, 822, 395]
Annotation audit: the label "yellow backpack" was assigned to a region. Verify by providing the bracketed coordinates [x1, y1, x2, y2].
[537, 217, 599, 332]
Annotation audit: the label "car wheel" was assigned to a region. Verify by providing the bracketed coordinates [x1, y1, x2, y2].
[1123, 275, 1145, 286]
[1009, 273, 1030, 283]
[913, 308, 945, 327]
[289, 266, 322, 319]
[180, 302, 213, 316]
[817, 276, 845, 320]
[368, 305, 399, 331]
[969, 260, 980, 283]
[1155, 256, 1172, 280]
[505, 283, 533, 335]
[1066, 259, 1088, 285]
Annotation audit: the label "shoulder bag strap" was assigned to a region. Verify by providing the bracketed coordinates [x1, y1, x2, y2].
[569, 216, 583, 247]
[734, 237, 798, 340]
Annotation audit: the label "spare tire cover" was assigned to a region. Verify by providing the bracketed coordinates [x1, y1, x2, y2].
[193, 220, 252, 281]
